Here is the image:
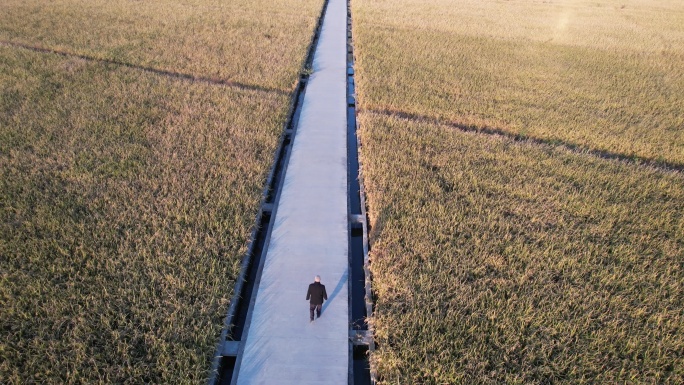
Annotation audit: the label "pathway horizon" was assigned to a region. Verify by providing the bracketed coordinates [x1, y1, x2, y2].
[233, 0, 350, 383]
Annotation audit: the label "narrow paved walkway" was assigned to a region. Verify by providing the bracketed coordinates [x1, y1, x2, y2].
[234, 0, 349, 383]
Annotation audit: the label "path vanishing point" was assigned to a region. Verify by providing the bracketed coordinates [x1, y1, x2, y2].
[232, 0, 351, 383]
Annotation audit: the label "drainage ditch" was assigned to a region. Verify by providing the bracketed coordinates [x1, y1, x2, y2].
[206, 0, 376, 383]
[347, 1, 376, 384]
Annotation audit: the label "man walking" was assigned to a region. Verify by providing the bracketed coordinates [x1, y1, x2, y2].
[306, 275, 328, 322]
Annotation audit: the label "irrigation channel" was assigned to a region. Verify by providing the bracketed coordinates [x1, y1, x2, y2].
[207, 0, 375, 383]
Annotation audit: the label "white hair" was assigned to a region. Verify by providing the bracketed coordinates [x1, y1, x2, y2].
[314, 275, 321, 282]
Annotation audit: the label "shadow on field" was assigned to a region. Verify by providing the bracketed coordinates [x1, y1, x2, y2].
[366, 107, 684, 173]
[0, 40, 290, 96]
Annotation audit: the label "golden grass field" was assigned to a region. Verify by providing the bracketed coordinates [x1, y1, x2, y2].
[353, 0, 684, 166]
[0, 0, 322, 383]
[0, 0, 321, 90]
[360, 113, 683, 384]
[352, 0, 684, 383]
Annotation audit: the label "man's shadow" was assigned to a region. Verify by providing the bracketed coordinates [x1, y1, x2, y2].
[321, 267, 348, 314]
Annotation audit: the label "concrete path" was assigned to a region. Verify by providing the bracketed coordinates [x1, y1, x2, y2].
[234, 0, 349, 383]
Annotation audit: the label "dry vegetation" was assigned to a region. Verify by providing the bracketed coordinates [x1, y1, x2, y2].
[0, 46, 284, 384]
[353, 0, 684, 165]
[0, 0, 323, 383]
[360, 114, 684, 384]
[0, 0, 323, 90]
[351, 0, 684, 383]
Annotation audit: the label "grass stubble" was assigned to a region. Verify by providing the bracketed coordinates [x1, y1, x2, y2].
[0, 0, 323, 383]
[352, 0, 684, 383]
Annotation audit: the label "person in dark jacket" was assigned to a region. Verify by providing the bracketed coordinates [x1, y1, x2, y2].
[306, 275, 328, 322]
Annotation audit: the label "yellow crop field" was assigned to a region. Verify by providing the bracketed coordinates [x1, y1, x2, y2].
[0, 0, 322, 90]
[352, 0, 684, 383]
[0, 0, 323, 383]
[360, 113, 684, 384]
[353, 0, 684, 166]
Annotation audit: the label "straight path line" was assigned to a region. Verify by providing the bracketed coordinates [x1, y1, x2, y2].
[365, 107, 684, 174]
[0, 40, 290, 96]
[232, 0, 350, 382]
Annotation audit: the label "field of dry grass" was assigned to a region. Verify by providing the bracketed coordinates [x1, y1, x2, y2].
[0, 0, 322, 90]
[0, 0, 322, 383]
[353, 0, 684, 166]
[360, 113, 684, 384]
[351, 0, 684, 383]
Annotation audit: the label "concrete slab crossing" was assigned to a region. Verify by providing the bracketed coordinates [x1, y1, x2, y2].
[234, 0, 349, 383]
